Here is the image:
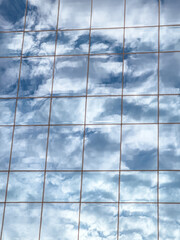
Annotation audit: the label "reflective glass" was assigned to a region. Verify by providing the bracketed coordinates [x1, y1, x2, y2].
[53, 56, 88, 96]
[160, 26, 180, 51]
[16, 98, 50, 125]
[160, 52, 180, 94]
[81, 172, 119, 202]
[0, 173, 7, 202]
[47, 126, 84, 170]
[11, 126, 48, 170]
[159, 171, 180, 202]
[160, 0, 180, 25]
[0, 0, 26, 31]
[119, 204, 157, 239]
[2, 203, 41, 240]
[51, 97, 85, 124]
[0, 99, 16, 125]
[121, 125, 157, 170]
[159, 204, 180, 240]
[23, 31, 56, 56]
[90, 29, 123, 54]
[7, 172, 44, 202]
[57, 30, 89, 55]
[88, 55, 122, 95]
[123, 96, 158, 123]
[120, 172, 157, 202]
[159, 95, 180, 123]
[159, 125, 180, 170]
[84, 126, 120, 170]
[0, 32, 23, 57]
[126, 0, 158, 26]
[86, 97, 121, 124]
[80, 204, 118, 239]
[124, 54, 158, 94]
[0, 58, 20, 98]
[41, 203, 79, 240]
[19, 57, 54, 97]
[125, 27, 158, 53]
[0, 127, 13, 170]
[59, 0, 91, 29]
[44, 172, 81, 202]
[26, 0, 59, 30]
[0, 204, 4, 228]
[92, 0, 124, 28]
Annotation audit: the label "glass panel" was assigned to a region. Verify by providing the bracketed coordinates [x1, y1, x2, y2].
[0, 99, 16, 125]
[125, 27, 158, 53]
[90, 29, 123, 54]
[84, 126, 120, 170]
[0, 204, 4, 229]
[80, 204, 118, 239]
[0, 32, 23, 57]
[51, 97, 85, 124]
[81, 172, 119, 202]
[53, 56, 88, 96]
[159, 95, 180, 123]
[119, 204, 157, 239]
[160, 0, 180, 25]
[88, 55, 122, 95]
[120, 172, 157, 202]
[0, 58, 20, 98]
[2, 203, 41, 240]
[11, 126, 48, 170]
[7, 172, 44, 202]
[0, 0, 26, 31]
[159, 204, 180, 240]
[59, 0, 91, 29]
[26, 0, 59, 30]
[124, 53, 158, 94]
[126, 0, 158, 26]
[121, 125, 157, 170]
[44, 172, 81, 202]
[160, 52, 180, 94]
[92, 0, 124, 28]
[47, 126, 84, 170]
[159, 125, 180, 170]
[56, 30, 89, 55]
[41, 203, 79, 240]
[160, 26, 180, 51]
[123, 96, 158, 123]
[0, 173, 7, 202]
[23, 31, 56, 56]
[86, 97, 121, 124]
[159, 171, 180, 202]
[0, 127, 13, 170]
[16, 98, 50, 125]
[19, 57, 54, 97]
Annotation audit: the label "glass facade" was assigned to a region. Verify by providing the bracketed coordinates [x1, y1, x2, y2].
[0, 0, 180, 239]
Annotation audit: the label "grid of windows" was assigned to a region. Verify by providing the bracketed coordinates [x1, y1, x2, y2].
[0, 0, 180, 239]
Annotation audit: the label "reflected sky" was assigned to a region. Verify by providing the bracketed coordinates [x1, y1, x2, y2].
[0, 99, 16, 125]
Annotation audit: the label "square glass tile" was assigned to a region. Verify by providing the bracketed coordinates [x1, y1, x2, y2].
[41, 203, 79, 240]
[120, 172, 157, 202]
[11, 126, 48, 170]
[88, 55, 123, 95]
[160, 26, 180, 51]
[0, 99, 16, 125]
[121, 125, 157, 170]
[53, 56, 88, 96]
[0, 172, 8, 202]
[84, 125, 120, 170]
[160, 0, 180, 25]
[47, 126, 84, 170]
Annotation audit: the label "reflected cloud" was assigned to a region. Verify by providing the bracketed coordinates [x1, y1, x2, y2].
[84, 125, 120, 170]
[0, 172, 7, 201]
[11, 126, 48, 170]
[47, 126, 84, 170]
[120, 172, 157, 202]
[121, 125, 157, 170]
[82, 172, 119, 202]
[0, 99, 16, 125]
[160, 0, 180, 25]
[80, 204, 117, 240]
[160, 26, 180, 51]
[3, 203, 41, 240]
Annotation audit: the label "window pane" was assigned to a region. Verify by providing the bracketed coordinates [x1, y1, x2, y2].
[160, 27, 180, 51]
[0, 99, 16, 125]
[160, 0, 180, 25]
